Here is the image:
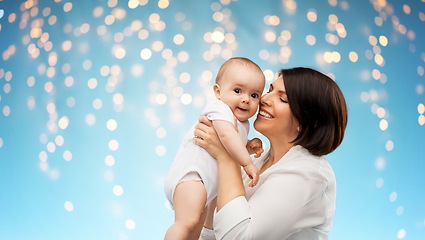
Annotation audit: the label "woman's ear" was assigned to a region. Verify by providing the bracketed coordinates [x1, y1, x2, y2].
[213, 84, 221, 99]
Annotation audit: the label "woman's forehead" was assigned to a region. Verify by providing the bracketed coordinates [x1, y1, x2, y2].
[271, 76, 286, 90]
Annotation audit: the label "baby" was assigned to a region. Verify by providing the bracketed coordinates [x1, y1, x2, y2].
[163, 57, 265, 240]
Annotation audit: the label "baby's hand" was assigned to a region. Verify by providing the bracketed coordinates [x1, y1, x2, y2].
[243, 164, 260, 188]
[247, 138, 263, 158]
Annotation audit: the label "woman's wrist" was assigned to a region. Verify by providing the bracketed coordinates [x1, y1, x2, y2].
[215, 151, 234, 165]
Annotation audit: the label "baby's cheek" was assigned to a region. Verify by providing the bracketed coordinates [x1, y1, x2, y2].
[250, 105, 259, 117]
[253, 102, 260, 111]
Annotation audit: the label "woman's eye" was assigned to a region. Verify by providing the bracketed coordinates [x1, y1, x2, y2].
[234, 89, 241, 93]
[251, 93, 259, 99]
[280, 98, 288, 103]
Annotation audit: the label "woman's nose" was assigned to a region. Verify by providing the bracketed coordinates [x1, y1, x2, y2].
[260, 93, 271, 106]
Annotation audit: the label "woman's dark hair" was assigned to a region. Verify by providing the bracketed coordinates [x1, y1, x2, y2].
[281, 67, 348, 156]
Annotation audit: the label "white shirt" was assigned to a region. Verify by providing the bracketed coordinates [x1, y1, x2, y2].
[164, 98, 250, 209]
[206, 145, 336, 240]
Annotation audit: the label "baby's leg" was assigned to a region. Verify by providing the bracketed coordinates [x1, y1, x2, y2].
[164, 180, 207, 240]
[187, 205, 208, 240]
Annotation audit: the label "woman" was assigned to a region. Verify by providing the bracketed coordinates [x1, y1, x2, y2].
[193, 67, 348, 240]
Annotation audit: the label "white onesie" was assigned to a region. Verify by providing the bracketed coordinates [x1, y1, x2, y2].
[164, 98, 249, 209]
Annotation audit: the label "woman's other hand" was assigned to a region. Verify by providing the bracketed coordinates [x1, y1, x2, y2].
[247, 138, 264, 158]
[193, 116, 228, 160]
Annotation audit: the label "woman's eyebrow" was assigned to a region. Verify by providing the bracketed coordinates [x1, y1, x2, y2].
[269, 83, 286, 94]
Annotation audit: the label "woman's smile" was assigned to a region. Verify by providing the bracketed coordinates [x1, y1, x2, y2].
[258, 109, 273, 119]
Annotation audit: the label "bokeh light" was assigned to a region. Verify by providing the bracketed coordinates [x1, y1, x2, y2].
[27, 96, 36, 110]
[104, 171, 114, 181]
[47, 142, 56, 153]
[181, 93, 192, 105]
[66, 97, 75, 107]
[397, 229, 406, 239]
[113, 185, 123, 196]
[375, 157, 385, 170]
[307, 9, 317, 22]
[85, 114, 96, 125]
[107, 119, 117, 131]
[419, 104, 425, 115]
[156, 128, 167, 138]
[376, 178, 384, 188]
[390, 192, 398, 202]
[125, 219, 136, 230]
[58, 116, 69, 129]
[140, 48, 152, 60]
[1, 1, 424, 239]
[173, 34, 184, 45]
[418, 115, 425, 126]
[349, 52, 358, 62]
[396, 206, 404, 216]
[306, 35, 316, 45]
[379, 119, 388, 131]
[39, 151, 47, 162]
[156, 145, 166, 156]
[93, 99, 102, 110]
[105, 155, 115, 166]
[156, 94, 167, 105]
[109, 140, 119, 151]
[3, 106, 11, 116]
[55, 135, 64, 146]
[386, 140, 394, 151]
[64, 201, 74, 211]
[63, 150, 72, 161]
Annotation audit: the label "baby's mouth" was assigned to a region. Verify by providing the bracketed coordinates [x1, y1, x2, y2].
[237, 107, 247, 111]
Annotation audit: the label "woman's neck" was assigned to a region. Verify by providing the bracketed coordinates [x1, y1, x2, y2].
[260, 141, 294, 174]
[268, 140, 294, 166]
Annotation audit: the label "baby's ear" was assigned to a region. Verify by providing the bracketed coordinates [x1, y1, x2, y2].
[213, 84, 221, 99]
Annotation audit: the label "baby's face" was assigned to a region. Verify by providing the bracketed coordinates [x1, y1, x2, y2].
[215, 65, 265, 122]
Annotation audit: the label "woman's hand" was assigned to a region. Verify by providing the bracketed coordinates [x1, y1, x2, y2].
[193, 116, 228, 160]
[247, 138, 264, 158]
[195, 116, 246, 212]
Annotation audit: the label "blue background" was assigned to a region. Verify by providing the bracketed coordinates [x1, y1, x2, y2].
[0, 0, 424, 239]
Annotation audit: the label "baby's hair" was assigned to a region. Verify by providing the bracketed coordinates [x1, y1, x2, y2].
[215, 57, 262, 84]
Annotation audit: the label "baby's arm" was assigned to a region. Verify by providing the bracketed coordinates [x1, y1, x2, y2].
[212, 120, 259, 187]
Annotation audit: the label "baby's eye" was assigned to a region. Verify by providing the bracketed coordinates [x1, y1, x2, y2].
[251, 93, 259, 99]
[234, 89, 241, 93]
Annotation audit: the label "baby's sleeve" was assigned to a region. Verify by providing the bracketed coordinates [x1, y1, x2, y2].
[201, 98, 235, 125]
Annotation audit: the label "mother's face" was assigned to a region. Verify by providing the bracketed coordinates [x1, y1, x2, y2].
[254, 76, 299, 142]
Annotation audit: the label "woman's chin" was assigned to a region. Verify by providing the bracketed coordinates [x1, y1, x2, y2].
[253, 118, 268, 133]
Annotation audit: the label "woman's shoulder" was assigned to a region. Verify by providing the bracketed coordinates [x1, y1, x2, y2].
[289, 145, 333, 167]
[272, 146, 336, 184]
